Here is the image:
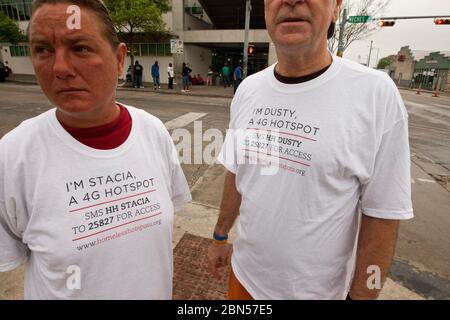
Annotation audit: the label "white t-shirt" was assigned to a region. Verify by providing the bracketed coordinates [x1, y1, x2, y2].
[218, 55, 414, 299]
[0, 105, 191, 299]
[168, 66, 174, 78]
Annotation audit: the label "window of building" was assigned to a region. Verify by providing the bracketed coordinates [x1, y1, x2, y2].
[10, 44, 30, 56]
[126, 43, 172, 57]
[0, 0, 32, 21]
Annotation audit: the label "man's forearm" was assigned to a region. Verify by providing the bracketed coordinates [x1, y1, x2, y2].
[349, 214, 400, 299]
[214, 171, 241, 237]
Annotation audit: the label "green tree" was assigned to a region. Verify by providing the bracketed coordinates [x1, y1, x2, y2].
[104, 0, 171, 68]
[377, 56, 393, 69]
[0, 12, 22, 44]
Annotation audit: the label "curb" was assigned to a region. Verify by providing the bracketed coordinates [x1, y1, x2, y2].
[117, 86, 234, 99]
[399, 87, 450, 97]
[5, 79, 234, 99]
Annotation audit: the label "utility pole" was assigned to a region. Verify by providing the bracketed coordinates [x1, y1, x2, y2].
[337, 8, 347, 57]
[375, 47, 380, 68]
[367, 40, 373, 67]
[243, 0, 251, 78]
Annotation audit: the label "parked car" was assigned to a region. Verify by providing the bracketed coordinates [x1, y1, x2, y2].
[0, 61, 8, 82]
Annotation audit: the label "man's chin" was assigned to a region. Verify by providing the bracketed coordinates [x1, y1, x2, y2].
[277, 40, 311, 52]
[274, 32, 310, 47]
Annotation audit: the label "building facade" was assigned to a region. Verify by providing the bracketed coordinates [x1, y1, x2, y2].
[413, 51, 450, 91]
[386, 45, 450, 91]
[387, 46, 432, 88]
[0, 0, 275, 84]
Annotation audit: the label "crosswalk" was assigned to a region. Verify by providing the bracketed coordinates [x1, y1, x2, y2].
[411, 178, 436, 184]
[164, 112, 207, 130]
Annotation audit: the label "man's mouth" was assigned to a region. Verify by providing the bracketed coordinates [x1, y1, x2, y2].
[281, 17, 308, 24]
[56, 88, 86, 93]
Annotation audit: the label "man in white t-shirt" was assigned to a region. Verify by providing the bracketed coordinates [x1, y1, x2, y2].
[168, 62, 174, 89]
[207, 0, 413, 300]
[0, 0, 191, 299]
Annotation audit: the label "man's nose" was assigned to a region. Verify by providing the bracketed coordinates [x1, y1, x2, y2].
[53, 49, 75, 80]
[282, 0, 305, 5]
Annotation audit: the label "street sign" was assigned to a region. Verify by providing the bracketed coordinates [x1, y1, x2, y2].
[348, 15, 371, 23]
[170, 39, 184, 54]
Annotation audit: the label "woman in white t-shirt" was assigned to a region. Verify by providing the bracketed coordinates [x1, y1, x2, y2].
[206, 66, 213, 86]
[0, 0, 191, 299]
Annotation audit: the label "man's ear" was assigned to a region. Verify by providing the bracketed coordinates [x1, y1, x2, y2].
[327, 22, 336, 39]
[116, 43, 127, 76]
[333, 0, 343, 23]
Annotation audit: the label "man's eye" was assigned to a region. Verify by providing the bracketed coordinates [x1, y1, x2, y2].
[35, 47, 50, 54]
[74, 46, 91, 53]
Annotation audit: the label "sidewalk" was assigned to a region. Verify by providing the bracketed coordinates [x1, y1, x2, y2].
[6, 73, 235, 99]
[7, 74, 450, 98]
[118, 82, 235, 99]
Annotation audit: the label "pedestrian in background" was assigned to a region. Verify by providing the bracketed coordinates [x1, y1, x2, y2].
[222, 63, 230, 88]
[151, 61, 160, 90]
[168, 62, 174, 89]
[133, 60, 143, 88]
[181, 62, 192, 92]
[206, 66, 213, 86]
[233, 64, 243, 93]
[126, 64, 132, 83]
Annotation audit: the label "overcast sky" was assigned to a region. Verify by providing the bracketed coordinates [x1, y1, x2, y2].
[344, 0, 450, 67]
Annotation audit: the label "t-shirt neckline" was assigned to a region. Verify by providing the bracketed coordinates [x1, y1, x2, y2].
[47, 103, 138, 159]
[273, 64, 331, 84]
[266, 54, 342, 93]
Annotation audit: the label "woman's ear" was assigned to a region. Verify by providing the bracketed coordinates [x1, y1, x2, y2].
[116, 43, 127, 76]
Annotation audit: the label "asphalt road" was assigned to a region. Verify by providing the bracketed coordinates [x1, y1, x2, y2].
[0, 83, 448, 299]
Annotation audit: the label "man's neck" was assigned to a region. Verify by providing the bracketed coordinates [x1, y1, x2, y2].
[275, 46, 332, 78]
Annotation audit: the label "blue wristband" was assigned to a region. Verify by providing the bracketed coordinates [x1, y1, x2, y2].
[213, 232, 228, 241]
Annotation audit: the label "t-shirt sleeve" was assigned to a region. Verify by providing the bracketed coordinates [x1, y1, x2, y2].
[170, 161, 192, 212]
[360, 117, 413, 220]
[0, 210, 28, 272]
[163, 126, 192, 212]
[217, 130, 238, 174]
[0, 144, 29, 272]
[216, 86, 243, 174]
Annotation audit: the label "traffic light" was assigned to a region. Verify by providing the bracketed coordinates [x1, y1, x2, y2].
[435, 18, 450, 25]
[378, 20, 395, 27]
[248, 44, 255, 56]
